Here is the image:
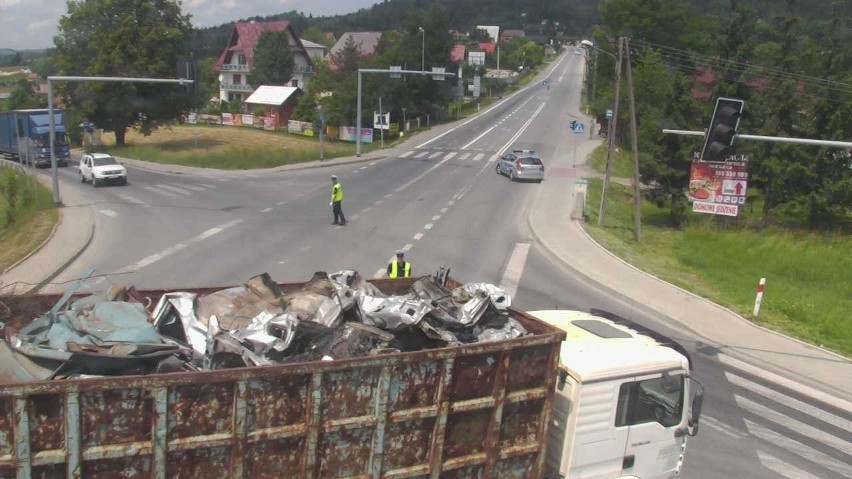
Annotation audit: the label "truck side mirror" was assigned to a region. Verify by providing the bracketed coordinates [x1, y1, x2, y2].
[687, 378, 705, 436]
[557, 367, 568, 391]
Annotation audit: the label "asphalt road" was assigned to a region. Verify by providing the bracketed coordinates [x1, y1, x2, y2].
[46, 51, 850, 479]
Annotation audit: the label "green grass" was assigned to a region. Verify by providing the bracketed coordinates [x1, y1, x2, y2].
[588, 143, 634, 178]
[101, 124, 373, 169]
[0, 166, 58, 274]
[583, 174, 852, 356]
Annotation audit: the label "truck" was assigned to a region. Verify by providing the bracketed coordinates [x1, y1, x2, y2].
[0, 109, 72, 167]
[0, 276, 703, 479]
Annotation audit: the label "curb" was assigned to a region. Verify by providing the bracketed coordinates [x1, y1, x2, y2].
[0, 213, 60, 277]
[28, 207, 96, 295]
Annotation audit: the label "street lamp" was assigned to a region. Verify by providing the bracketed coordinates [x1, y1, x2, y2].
[418, 27, 425, 72]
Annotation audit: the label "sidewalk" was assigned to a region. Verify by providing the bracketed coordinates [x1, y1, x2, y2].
[528, 132, 852, 405]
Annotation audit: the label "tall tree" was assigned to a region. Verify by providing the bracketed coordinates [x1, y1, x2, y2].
[252, 30, 295, 86]
[5, 77, 45, 110]
[52, 0, 195, 145]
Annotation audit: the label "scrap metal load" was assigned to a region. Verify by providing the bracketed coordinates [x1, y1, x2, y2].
[0, 271, 525, 382]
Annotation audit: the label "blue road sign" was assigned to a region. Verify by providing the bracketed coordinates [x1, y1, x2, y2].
[573, 123, 585, 134]
[606, 109, 613, 120]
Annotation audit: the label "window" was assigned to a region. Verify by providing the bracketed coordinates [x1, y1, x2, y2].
[520, 157, 542, 166]
[237, 54, 246, 65]
[233, 74, 242, 84]
[615, 374, 684, 428]
[291, 79, 299, 88]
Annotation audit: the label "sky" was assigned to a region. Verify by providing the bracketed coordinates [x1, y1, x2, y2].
[0, 0, 380, 51]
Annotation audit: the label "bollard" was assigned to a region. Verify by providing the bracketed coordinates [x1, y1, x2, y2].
[753, 278, 766, 316]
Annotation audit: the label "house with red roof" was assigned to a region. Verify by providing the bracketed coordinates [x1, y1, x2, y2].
[213, 20, 316, 103]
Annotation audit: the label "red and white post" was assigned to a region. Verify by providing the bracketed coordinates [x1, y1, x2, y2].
[753, 278, 766, 316]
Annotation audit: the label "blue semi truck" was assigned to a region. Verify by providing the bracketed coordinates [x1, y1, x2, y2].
[0, 109, 71, 167]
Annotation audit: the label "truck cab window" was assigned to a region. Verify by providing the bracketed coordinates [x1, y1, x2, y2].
[615, 375, 684, 428]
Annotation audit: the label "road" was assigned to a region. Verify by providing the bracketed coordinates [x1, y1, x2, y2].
[44, 50, 851, 478]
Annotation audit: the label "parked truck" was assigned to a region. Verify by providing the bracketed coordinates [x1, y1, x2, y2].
[0, 276, 703, 479]
[0, 109, 72, 167]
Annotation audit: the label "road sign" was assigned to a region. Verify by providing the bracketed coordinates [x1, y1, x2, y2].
[606, 109, 613, 120]
[573, 123, 585, 134]
[390, 65, 402, 79]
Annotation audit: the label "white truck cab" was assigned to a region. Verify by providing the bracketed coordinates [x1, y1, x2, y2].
[531, 310, 703, 479]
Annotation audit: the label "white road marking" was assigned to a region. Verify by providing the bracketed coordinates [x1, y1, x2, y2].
[261, 207, 272, 213]
[488, 154, 499, 163]
[414, 151, 429, 159]
[458, 152, 471, 160]
[375, 200, 383, 205]
[718, 354, 852, 413]
[384, 193, 393, 198]
[701, 415, 747, 440]
[157, 184, 193, 196]
[360, 166, 368, 170]
[182, 184, 208, 192]
[428, 151, 442, 159]
[423, 224, 433, 230]
[413, 233, 423, 240]
[121, 219, 242, 272]
[402, 244, 413, 251]
[277, 201, 285, 205]
[350, 215, 360, 220]
[743, 419, 852, 478]
[99, 209, 117, 217]
[499, 243, 531, 298]
[197, 183, 216, 188]
[447, 200, 455, 206]
[756, 450, 821, 479]
[432, 215, 441, 221]
[726, 372, 852, 431]
[416, 127, 457, 148]
[144, 186, 179, 198]
[444, 152, 457, 161]
[472, 153, 486, 162]
[734, 395, 849, 454]
[400, 151, 414, 158]
[116, 193, 146, 205]
[369, 162, 377, 166]
[462, 125, 496, 149]
[362, 207, 373, 212]
[440, 207, 448, 213]
[394, 154, 457, 193]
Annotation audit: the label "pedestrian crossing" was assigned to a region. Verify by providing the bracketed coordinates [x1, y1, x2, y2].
[709, 358, 852, 479]
[399, 149, 493, 163]
[118, 182, 218, 202]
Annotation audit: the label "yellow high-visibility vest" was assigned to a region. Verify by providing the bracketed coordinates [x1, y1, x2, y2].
[332, 182, 343, 202]
[389, 260, 411, 279]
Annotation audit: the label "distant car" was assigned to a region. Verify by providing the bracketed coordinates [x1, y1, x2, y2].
[79, 153, 127, 187]
[496, 150, 545, 182]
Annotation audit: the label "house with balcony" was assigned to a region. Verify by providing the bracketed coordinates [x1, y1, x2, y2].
[213, 20, 317, 103]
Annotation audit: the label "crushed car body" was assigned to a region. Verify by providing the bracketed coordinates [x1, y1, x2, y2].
[0, 270, 525, 382]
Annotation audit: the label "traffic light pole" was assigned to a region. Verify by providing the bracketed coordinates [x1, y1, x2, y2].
[598, 38, 624, 228]
[356, 69, 456, 156]
[661, 129, 852, 148]
[47, 75, 193, 204]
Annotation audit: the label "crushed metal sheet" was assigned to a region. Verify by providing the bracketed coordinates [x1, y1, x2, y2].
[357, 295, 432, 330]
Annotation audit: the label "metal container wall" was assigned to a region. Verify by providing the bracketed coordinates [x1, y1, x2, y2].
[0, 279, 565, 479]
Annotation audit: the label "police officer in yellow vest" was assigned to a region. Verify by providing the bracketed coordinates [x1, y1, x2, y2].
[330, 175, 346, 226]
[387, 250, 411, 279]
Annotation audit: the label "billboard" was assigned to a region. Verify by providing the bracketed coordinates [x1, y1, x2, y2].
[688, 151, 749, 217]
[338, 126, 373, 143]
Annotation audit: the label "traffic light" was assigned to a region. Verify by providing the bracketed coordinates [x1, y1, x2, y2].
[701, 97, 744, 161]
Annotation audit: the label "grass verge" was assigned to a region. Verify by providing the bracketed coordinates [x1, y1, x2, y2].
[0, 208, 58, 275]
[99, 124, 382, 169]
[582, 161, 851, 356]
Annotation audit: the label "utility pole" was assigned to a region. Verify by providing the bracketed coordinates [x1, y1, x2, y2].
[624, 38, 642, 242]
[590, 48, 597, 113]
[378, 96, 385, 147]
[598, 38, 623, 227]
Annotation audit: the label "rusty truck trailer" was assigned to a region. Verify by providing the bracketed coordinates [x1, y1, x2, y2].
[0, 278, 566, 479]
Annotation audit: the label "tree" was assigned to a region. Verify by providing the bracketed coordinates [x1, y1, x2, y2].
[300, 26, 332, 47]
[5, 77, 45, 110]
[52, 0, 195, 145]
[252, 30, 295, 86]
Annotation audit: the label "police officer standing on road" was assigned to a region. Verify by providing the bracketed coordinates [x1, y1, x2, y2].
[330, 175, 346, 226]
[387, 250, 411, 279]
